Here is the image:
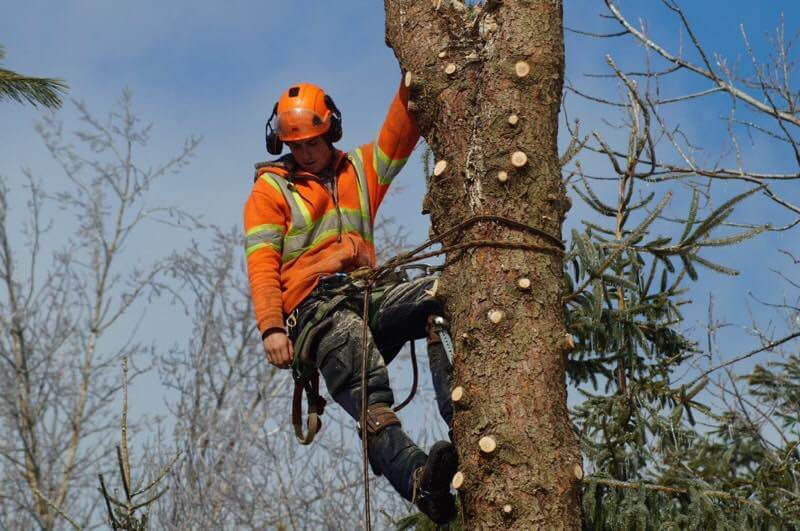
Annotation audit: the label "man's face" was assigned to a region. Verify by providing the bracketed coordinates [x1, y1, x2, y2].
[287, 136, 333, 174]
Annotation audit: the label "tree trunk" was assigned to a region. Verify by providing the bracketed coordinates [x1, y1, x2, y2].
[384, 1, 582, 528]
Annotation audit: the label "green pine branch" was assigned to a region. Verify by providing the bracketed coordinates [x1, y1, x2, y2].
[0, 44, 68, 109]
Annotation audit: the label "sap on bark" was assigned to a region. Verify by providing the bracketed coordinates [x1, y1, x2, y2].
[497, 170, 509, 183]
[452, 471, 465, 489]
[514, 61, 531, 78]
[511, 151, 528, 168]
[479, 435, 497, 454]
[444, 63, 457, 76]
[487, 309, 504, 323]
[517, 277, 531, 290]
[563, 333, 576, 352]
[433, 160, 448, 177]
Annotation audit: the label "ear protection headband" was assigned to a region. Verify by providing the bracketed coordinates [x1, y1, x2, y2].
[265, 94, 343, 155]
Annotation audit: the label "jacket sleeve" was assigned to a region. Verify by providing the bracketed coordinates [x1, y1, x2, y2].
[361, 80, 420, 221]
[243, 178, 289, 335]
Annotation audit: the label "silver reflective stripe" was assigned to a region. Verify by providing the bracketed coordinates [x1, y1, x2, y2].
[283, 208, 372, 262]
[348, 149, 374, 243]
[373, 142, 409, 186]
[245, 223, 284, 257]
[259, 172, 311, 231]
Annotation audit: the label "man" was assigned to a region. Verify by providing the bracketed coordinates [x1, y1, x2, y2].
[243, 79, 457, 523]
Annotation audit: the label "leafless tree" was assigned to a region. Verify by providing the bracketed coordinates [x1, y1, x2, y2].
[0, 91, 199, 530]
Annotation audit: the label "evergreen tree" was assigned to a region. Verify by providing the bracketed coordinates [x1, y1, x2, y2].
[0, 44, 67, 108]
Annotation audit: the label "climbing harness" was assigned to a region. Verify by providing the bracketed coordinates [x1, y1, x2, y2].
[289, 267, 425, 445]
[290, 293, 348, 444]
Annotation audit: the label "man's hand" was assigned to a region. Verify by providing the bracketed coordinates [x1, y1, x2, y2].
[263, 329, 293, 369]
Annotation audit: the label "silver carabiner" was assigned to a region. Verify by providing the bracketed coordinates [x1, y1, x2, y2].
[285, 312, 298, 332]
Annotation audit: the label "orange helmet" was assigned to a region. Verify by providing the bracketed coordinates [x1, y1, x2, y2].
[274, 83, 336, 142]
[265, 83, 342, 154]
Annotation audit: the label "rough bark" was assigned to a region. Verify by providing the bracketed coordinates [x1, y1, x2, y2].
[384, 1, 582, 528]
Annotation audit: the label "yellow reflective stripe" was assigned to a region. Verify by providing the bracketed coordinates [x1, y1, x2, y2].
[373, 142, 409, 186]
[246, 223, 284, 236]
[283, 228, 374, 263]
[283, 208, 371, 259]
[284, 228, 340, 262]
[246, 242, 280, 257]
[284, 210, 341, 250]
[259, 173, 283, 194]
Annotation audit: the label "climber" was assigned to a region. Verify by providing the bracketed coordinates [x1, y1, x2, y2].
[243, 78, 457, 523]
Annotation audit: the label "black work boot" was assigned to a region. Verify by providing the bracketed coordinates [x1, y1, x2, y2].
[367, 424, 427, 500]
[413, 441, 459, 525]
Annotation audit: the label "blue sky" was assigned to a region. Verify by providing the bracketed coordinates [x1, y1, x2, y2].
[2, 1, 799, 423]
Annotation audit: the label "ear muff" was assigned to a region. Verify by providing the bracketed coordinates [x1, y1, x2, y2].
[323, 95, 343, 144]
[265, 103, 283, 155]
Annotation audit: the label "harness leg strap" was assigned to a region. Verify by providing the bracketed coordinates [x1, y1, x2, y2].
[358, 402, 401, 437]
[356, 403, 403, 477]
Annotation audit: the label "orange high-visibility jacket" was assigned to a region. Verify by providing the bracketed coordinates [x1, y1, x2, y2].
[243, 82, 420, 336]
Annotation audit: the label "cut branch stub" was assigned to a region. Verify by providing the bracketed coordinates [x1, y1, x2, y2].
[438, 50, 447, 58]
[433, 159, 448, 177]
[445, 63, 457, 76]
[508, 114, 519, 126]
[479, 435, 497, 454]
[497, 170, 509, 183]
[572, 463, 584, 480]
[503, 504, 513, 515]
[452, 471, 465, 490]
[488, 309, 504, 324]
[451, 386, 465, 403]
[511, 151, 528, 168]
[514, 61, 531, 78]
[404, 71, 413, 88]
[517, 277, 531, 290]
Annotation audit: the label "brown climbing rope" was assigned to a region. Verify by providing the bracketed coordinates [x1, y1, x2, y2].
[360, 282, 374, 531]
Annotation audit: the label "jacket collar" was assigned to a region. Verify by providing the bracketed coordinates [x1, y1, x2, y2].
[254, 150, 348, 182]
